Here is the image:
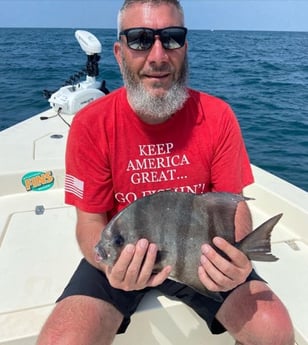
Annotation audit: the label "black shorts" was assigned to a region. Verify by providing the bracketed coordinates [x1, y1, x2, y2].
[57, 258, 264, 334]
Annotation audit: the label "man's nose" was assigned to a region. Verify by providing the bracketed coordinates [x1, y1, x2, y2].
[147, 36, 169, 62]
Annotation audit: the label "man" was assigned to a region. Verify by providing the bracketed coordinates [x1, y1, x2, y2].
[37, 1, 294, 344]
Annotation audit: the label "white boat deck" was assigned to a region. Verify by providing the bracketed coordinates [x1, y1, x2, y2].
[0, 110, 307, 344]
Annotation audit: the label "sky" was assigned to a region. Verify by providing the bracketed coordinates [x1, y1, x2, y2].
[0, 0, 308, 32]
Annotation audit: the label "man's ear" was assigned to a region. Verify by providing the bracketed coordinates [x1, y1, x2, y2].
[113, 42, 123, 71]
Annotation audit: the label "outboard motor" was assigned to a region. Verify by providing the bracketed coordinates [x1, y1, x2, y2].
[46, 30, 108, 115]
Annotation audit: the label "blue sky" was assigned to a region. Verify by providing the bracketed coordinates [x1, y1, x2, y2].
[1, 0, 308, 31]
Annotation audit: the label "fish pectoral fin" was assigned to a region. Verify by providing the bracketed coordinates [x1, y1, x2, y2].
[152, 250, 170, 273]
[155, 250, 169, 264]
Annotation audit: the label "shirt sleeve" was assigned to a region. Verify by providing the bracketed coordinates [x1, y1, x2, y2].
[64, 110, 115, 213]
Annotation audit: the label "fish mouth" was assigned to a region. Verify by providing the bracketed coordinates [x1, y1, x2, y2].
[94, 243, 108, 262]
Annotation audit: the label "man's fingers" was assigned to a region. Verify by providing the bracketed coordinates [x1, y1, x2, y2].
[106, 239, 171, 291]
[147, 265, 172, 287]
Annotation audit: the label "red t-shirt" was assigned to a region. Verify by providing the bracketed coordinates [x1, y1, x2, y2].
[65, 87, 253, 219]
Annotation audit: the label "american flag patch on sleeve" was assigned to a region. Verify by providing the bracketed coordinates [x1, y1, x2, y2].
[65, 174, 84, 199]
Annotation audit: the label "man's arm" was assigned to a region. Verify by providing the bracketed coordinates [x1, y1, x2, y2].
[234, 199, 253, 241]
[75, 208, 172, 290]
[76, 208, 108, 270]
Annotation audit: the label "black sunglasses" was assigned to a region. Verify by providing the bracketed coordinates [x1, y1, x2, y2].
[119, 26, 187, 51]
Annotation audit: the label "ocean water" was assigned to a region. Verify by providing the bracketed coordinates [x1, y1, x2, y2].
[0, 28, 307, 191]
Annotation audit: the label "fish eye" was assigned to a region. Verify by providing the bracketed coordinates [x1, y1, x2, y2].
[113, 234, 125, 248]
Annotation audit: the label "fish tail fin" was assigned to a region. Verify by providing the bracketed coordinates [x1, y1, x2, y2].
[238, 213, 282, 262]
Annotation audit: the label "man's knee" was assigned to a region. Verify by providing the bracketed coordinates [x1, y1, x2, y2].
[37, 295, 123, 345]
[216, 281, 294, 345]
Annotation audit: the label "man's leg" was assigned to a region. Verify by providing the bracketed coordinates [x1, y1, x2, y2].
[36, 295, 123, 345]
[216, 280, 294, 345]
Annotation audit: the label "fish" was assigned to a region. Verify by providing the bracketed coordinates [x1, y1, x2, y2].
[95, 191, 282, 301]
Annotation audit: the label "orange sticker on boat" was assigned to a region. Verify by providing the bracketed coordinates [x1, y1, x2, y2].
[22, 171, 55, 191]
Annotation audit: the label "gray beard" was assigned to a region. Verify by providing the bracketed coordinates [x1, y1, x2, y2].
[121, 57, 189, 122]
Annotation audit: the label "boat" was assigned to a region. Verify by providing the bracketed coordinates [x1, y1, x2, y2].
[0, 30, 307, 345]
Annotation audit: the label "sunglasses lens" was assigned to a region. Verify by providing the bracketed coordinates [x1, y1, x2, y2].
[126, 29, 154, 50]
[161, 28, 187, 49]
[121, 27, 187, 51]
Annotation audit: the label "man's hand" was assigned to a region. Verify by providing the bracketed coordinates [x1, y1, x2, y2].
[198, 237, 252, 292]
[105, 239, 172, 291]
